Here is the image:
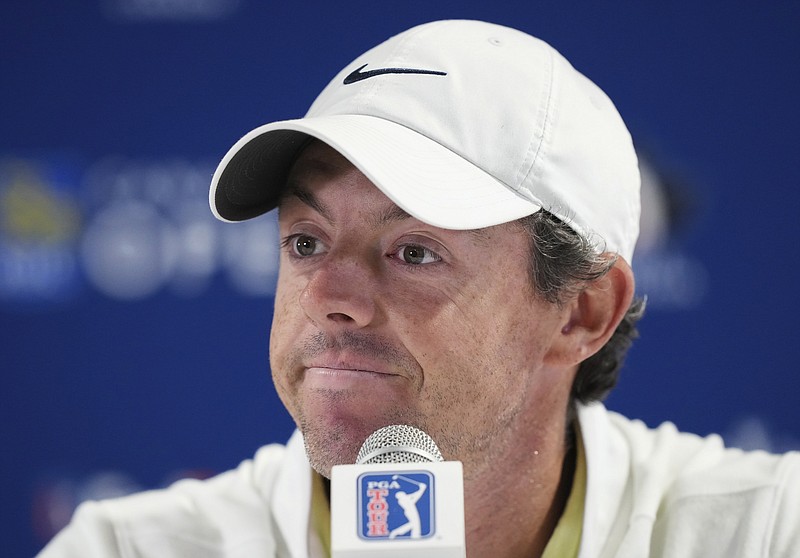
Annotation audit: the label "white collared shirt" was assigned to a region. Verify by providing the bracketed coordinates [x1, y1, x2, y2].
[39, 404, 800, 557]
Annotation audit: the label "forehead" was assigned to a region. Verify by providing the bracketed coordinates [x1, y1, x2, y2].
[281, 140, 497, 243]
[288, 140, 353, 181]
[281, 140, 375, 209]
[280, 141, 409, 225]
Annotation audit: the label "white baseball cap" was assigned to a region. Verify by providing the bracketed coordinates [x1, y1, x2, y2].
[210, 19, 641, 262]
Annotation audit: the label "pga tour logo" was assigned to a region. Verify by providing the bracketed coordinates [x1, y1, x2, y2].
[358, 471, 435, 540]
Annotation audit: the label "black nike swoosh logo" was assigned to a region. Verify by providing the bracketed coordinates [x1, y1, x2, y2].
[343, 63, 447, 84]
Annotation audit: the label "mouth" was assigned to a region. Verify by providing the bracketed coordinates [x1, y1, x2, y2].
[303, 352, 406, 390]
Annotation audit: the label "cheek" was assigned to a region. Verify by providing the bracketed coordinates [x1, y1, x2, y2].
[406, 283, 547, 396]
[268, 282, 290, 363]
[398, 296, 511, 389]
[268, 276, 305, 409]
[270, 265, 307, 344]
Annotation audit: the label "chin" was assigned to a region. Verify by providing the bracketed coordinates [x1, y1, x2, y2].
[298, 405, 427, 474]
[300, 418, 372, 477]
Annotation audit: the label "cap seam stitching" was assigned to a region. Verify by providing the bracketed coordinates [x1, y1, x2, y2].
[516, 46, 555, 194]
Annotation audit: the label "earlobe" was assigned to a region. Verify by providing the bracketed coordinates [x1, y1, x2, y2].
[553, 257, 635, 366]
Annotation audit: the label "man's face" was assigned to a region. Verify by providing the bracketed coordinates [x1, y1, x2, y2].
[270, 141, 572, 479]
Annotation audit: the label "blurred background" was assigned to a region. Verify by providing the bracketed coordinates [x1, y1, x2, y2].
[2, 1, 798, 555]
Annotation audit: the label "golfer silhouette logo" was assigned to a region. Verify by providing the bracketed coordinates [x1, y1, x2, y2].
[358, 471, 435, 540]
[389, 474, 426, 538]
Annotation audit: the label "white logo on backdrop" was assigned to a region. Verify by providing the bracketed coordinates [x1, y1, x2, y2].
[81, 157, 280, 300]
[0, 156, 279, 303]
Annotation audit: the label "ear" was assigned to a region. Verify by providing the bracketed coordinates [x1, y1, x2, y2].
[547, 257, 635, 367]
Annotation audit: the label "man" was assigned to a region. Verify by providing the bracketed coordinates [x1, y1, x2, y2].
[40, 19, 799, 558]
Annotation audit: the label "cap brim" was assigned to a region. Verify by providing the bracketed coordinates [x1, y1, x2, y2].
[210, 114, 541, 229]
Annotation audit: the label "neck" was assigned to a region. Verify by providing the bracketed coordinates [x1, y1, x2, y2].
[462, 416, 576, 558]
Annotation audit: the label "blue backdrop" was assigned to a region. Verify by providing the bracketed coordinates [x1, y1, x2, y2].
[3, 2, 799, 555]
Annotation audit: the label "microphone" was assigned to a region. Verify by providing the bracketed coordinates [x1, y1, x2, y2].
[331, 425, 466, 558]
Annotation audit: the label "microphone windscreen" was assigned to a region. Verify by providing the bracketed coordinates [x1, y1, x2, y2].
[356, 424, 443, 465]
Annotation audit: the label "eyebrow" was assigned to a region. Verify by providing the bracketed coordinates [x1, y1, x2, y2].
[283, 182, 332, 221]
[375, 204, 412, 227]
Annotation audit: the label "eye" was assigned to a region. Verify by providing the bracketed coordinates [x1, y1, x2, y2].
[282, 234, 325, 257]
[392, 245, 441, 265]
[294, 235, 317, 256]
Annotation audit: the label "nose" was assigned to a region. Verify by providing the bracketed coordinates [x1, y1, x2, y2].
[300, 256, 378, 329]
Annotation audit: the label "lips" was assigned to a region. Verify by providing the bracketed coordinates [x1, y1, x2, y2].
[299, 348, 415, 395]
[305, 351, 400, 378]
[290, 331, 420, 391]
